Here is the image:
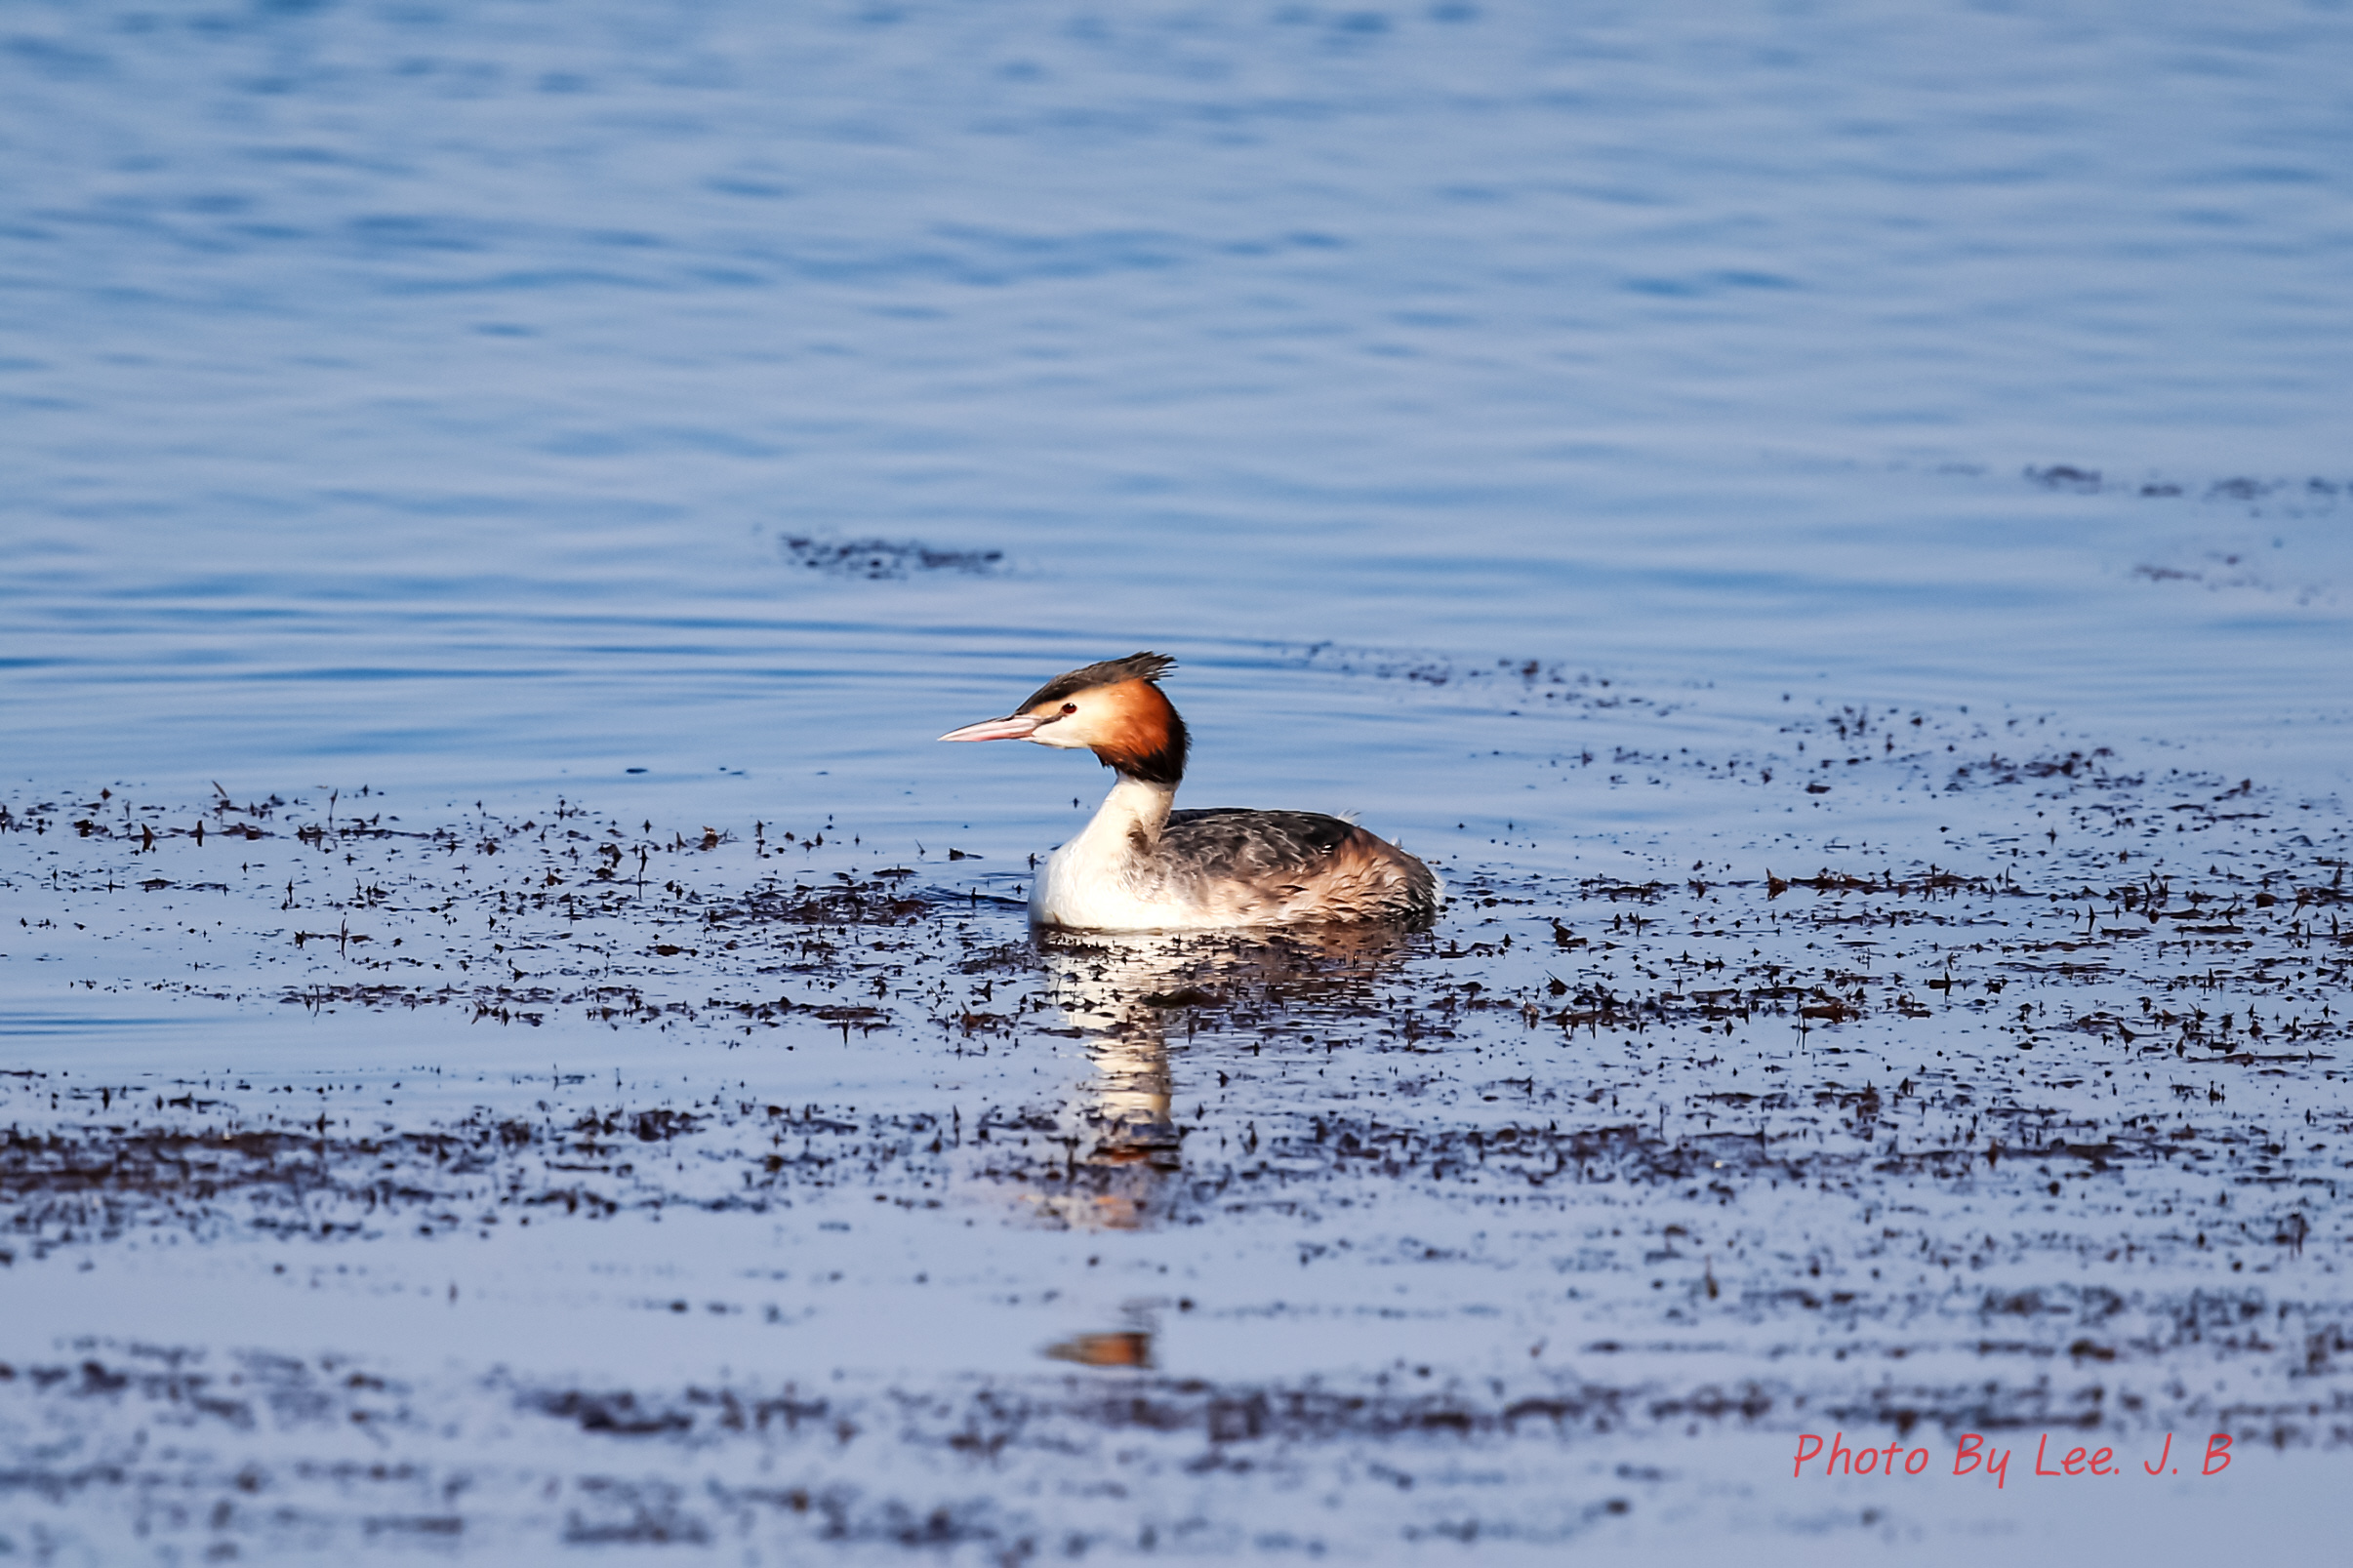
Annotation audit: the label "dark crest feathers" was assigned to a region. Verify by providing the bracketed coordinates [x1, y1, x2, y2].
[1018, 652, 1176, 712]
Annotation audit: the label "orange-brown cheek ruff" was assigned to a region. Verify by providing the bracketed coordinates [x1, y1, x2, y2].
[1066, 679, 1188, 788]
[937, 652, 1442, 932]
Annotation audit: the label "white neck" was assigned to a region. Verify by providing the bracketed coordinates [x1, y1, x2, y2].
[1077, 774, 1175, 855]
[1031, 775, 1178, 929]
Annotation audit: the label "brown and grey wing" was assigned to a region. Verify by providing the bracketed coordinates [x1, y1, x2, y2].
[1160, 809, 1440, 925]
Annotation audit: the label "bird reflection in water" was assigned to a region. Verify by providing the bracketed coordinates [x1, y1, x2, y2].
[1019, 923, 1421, 1233]
[1043, 1330, 1155, 1369]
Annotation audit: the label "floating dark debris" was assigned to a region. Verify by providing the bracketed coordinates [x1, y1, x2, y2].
[781, 536, 1005, 580]
[3, 754, 2348, 1558]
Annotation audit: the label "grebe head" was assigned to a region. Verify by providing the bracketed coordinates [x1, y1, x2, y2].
[939, 652, 1189, 786]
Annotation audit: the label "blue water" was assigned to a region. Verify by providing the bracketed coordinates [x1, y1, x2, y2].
[5, 7, 2353, 1561]
[5, 0, 2348, 853]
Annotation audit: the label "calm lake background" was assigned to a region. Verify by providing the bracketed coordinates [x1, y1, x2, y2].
[6, 0, 2348, 837]
[4, 1, 2350, 1562]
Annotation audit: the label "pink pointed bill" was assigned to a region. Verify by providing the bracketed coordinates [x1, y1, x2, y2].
[938, 713, 1042, 744]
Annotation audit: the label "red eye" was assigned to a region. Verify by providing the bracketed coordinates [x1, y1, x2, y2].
[1061, 703, 1077, 714]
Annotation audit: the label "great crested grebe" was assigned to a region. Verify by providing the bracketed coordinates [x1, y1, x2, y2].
[938, 653, 1441, 931]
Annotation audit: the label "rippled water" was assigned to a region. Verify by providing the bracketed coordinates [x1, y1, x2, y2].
[8, 0, 2350, 819]
[5, 2, 2351, 1561]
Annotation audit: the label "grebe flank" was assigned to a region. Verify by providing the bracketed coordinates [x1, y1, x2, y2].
[938, 653, 1441, 932]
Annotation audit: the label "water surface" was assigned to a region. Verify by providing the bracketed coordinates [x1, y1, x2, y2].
[4, 1, 2350, 1561]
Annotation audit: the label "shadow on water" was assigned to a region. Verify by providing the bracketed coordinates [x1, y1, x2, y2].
[1021, 924, 1425, 1232]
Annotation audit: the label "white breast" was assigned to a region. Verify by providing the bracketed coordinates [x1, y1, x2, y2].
[1032, 835, 1193, 931]
[1029, 777, 1199, 932]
